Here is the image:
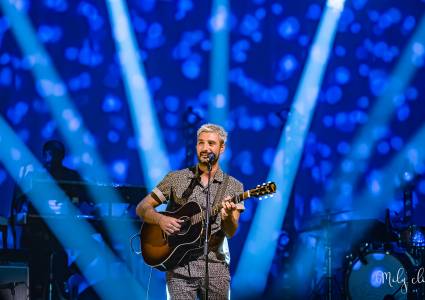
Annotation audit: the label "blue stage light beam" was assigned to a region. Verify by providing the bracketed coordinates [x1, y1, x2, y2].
[355, 124, 425, 217]
[0, 0, 109, 184]
[208, 0, 230, 170]
[280, 12, 425, 300]
[323, 13, 425, 210]
[208, 0, 229, 126]
[106, 0, 171, 191]
[0, 117, 145, 299]
[233, 1, 346, 297]
[105, 1, 170, 296]
[1, 0, 143, 277]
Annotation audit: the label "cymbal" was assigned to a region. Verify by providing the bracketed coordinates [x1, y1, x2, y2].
[297, 219, 398, 243]
[297, 219, 352, 233]
[309, 209, 353, 219]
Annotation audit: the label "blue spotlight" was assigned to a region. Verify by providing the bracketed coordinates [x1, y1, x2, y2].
[1, 0, 144, 288]
[208, 0, 230, 170]
[105, 1, 170, 297]
[327, 0, 346, 11]
[0, 117, 144, 299]
[105, 0, 171, 191]
[323, 14, 425, 210]
[356, 124, 425, 216]
[233, 1, 346, 297]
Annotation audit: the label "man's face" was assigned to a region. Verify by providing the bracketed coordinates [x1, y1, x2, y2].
[196, 132, 225, 165]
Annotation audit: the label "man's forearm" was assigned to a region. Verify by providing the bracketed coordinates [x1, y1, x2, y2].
[222, 216, 238, 238]
[136, 201, 162, 225]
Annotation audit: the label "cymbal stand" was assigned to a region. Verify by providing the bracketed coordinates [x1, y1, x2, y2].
[311, 213, 343, 300]
[325, 214, 332, 300]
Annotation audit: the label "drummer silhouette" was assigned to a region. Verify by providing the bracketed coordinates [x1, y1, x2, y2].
[11, 140, 83, 300]
[12, 140, 83, 216]
[41, 140, 82, 182]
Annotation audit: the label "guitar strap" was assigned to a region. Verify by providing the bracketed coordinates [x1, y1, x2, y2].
[209, 173, 229, 228]
[182, 166, 199, 200]
[212, 173, 230, 209]
[208, 173, 230, 252]
[179, 166, 230, 209]
[166, 166, 198, 211]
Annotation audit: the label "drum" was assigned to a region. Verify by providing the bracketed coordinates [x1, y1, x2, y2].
[345, 248, 417, 300]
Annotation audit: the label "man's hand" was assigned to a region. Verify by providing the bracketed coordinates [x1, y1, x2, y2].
[221, 197, 238, 221]
[158, 215, 183, 235]
[220, 196, 241, 238]
[136, 195, 183, 235]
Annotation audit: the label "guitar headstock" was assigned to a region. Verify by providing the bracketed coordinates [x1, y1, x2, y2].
[249, 182, 277, 199]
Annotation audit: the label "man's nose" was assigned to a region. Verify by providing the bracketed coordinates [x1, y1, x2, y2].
[200, 144, 209, 151]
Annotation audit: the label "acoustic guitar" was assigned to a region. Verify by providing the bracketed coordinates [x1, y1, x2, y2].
[139, 182, 277, 271]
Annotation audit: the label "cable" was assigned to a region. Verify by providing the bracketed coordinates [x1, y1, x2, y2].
[146, 266, 153, 300]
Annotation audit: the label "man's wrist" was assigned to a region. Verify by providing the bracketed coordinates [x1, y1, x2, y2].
[155, 213, 163, 225]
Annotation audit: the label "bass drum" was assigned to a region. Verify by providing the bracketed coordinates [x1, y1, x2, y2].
[345, 249, 417, 300]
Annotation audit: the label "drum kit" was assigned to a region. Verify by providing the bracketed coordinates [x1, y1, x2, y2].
[345, 223, 425, 300]
[304, 210, 425, 300]
[299, 173, 425, 300]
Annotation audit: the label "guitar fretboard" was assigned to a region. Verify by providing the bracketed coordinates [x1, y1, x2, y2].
[190, 190, 250, 225]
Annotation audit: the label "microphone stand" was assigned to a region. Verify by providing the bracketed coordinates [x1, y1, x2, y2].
[203, 160, 213, 300]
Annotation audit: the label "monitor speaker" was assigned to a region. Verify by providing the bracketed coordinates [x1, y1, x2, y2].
[0, 263, 29, 300]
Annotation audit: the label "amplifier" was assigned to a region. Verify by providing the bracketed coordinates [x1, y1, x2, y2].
[0, 263, 29, 300]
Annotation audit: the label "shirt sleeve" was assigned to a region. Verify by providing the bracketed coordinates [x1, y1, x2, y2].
[150, 172, 173, 204]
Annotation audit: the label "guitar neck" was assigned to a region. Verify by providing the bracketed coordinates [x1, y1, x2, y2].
[189, 182, 276, 225]
[211, 191, 250, 216]
[191, 191, 250, 225]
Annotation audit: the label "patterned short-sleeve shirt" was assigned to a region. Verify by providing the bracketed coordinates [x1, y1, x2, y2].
[151, 165, 244, 278]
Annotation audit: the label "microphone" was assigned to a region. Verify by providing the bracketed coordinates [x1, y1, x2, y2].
[207, 153, 216, 164]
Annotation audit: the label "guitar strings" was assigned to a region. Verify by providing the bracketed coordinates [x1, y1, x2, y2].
[192, 192, 244, 224]
[190, 190, 250, 225]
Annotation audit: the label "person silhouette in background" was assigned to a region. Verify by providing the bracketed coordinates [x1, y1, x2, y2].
[12, 140, 83, 216]
[41, 140, 82, 182]
[11, 140, 83, 300]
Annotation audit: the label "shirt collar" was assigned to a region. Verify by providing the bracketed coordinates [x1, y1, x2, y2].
[189, 165, 224, 183]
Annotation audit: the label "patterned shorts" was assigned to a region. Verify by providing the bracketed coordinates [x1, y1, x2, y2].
[166, 272, 230, 300]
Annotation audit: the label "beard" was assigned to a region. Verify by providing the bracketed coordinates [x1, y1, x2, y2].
[197, 151, 218, 166]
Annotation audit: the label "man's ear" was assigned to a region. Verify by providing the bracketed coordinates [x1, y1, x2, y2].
[220, 143, 225, 155]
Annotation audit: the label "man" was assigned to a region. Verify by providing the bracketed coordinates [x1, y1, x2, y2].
[40, 139, 82, 182]
[12, 140, 83, 215]
[11, 140, 83, 300]
[136, 123, 244, 300]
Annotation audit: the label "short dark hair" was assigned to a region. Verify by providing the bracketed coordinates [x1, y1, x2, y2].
[42, 140, 65, 160]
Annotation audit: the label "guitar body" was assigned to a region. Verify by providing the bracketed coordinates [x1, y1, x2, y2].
[140, 201, 205, 271]
[138, 181, 277, 271]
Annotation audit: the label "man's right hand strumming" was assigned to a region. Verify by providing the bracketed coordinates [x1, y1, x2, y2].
[158, 215, 183, 235]
[136, 194, 182, 235]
